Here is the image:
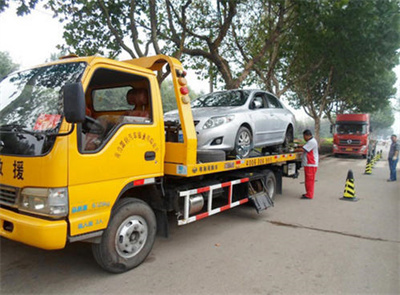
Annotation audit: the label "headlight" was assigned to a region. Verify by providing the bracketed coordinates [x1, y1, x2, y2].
[20, 187, 68, 218]
[360, 145, 367, 152]
[203, 115, 235, 129]
[333, 144, 338, 150]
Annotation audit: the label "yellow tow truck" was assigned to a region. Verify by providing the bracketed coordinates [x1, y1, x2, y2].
[0, 55, 301, 273]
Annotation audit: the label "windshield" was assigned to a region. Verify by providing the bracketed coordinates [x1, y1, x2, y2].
[336, 123, 367, 135]
[191, 90, 251, 108]
[0, 62, 86, 156]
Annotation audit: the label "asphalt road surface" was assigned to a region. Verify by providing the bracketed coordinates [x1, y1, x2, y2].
[1, 143, 399, 295]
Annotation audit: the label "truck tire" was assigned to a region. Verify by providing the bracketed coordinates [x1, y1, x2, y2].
[263, 170, 277, 201]
[92, 198, 156, 273]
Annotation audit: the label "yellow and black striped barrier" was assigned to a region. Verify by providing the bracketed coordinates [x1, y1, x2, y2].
[340, 169, 358, 202]
[364, 158, 372, 175]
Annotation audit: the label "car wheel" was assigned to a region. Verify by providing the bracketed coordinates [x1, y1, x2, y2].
[92, 198, 156, 273]
[233, 126, 253, 158]
[283, 126, 294, 150]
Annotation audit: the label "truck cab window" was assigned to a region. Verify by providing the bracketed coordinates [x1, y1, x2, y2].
[80, 68, 152, 152]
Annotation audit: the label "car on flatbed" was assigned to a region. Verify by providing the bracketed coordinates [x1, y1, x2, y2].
[164, 89, 295, 158]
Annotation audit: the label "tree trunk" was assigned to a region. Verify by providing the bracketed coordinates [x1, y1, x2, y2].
[314, 116, 321, 146]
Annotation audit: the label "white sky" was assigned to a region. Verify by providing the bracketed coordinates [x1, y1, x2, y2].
[0, 5, 399, 133]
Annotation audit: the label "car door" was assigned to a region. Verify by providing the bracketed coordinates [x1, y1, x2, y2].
[248, 92, 276, 146]
[265, 94, 287, 143]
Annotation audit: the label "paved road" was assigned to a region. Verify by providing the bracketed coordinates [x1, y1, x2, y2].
[1, 143, 399, 295]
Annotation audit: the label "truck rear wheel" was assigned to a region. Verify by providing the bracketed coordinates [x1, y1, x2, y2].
[92, 198, 156, 273]
[263, 170, 277, 201]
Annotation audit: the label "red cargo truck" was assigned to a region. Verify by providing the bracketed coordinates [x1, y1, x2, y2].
[332, 113, 370, 158]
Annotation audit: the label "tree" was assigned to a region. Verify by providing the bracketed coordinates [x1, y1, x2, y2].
[370, 104, 395, 131]
[0, 51, 19, 79]
[1, 1, 301, 92]
[286, 0, 400, 143]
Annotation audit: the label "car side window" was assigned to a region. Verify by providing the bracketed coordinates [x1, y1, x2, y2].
[80, 68, 152, 153]
[250, 94, 267, 109]
[266, 94, 283, 109]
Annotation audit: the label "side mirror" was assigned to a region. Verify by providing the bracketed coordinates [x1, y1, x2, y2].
[63, 82, 85, 123]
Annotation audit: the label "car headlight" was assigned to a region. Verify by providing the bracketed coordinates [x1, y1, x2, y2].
[20, 187, 68, 218]
[203, 115, 235, 129]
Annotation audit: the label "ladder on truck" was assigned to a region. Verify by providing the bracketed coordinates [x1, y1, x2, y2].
[178, 175, 274, 225]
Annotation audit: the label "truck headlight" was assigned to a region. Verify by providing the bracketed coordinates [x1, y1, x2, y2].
[333, 144, 338, 150]
[360, 145, 367, 152]
[203, 115, 235, 129]
[20, 187, 68, 218]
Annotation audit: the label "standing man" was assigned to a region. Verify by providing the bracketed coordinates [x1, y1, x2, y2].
[301, 129, 319, 199]
[387, 134, 399, 182]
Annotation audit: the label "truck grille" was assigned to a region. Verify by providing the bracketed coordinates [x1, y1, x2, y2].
[0, 184, 19, 207]
[339, 139, 361, 145]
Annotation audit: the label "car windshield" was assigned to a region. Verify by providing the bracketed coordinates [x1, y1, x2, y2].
[191, 90, 251, 108]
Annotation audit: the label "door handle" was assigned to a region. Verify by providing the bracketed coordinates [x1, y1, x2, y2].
[145, 151, 156, 161]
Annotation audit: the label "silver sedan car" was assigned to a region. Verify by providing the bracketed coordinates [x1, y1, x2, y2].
[164, 89, 295, 158]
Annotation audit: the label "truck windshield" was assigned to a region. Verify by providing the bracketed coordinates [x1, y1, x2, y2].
[0, 62, 86, 156]
[336, 124, 367, 135]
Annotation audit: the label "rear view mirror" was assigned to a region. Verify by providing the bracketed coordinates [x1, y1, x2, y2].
[63, 82, 85, 123]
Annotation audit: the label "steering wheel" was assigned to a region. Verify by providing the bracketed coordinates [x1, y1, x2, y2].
[83, 116, 105, 135]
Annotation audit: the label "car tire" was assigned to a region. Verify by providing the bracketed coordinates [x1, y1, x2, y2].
[92, 198, 156, 273]
[197, 150, 226, 163]
[283, 126, 294, 150]
[233, 126, 253, 158]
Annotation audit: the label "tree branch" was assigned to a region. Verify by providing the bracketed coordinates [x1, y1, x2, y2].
[97, 0, 137, 58]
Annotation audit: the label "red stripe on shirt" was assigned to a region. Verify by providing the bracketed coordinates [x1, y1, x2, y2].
[307, 149, 316, 165]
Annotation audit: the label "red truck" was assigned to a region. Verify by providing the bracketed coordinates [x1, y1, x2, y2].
[332, 113, 370, 158]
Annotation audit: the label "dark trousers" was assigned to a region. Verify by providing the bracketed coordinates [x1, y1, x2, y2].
[388, 158, 398, 181]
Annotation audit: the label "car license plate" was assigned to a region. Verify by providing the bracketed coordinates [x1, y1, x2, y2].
[346, 148, 352, 151]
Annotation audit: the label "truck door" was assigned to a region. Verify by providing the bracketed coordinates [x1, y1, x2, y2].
[67, 65, 164, 237]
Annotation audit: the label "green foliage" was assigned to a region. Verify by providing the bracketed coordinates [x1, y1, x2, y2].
[160, 79, 204, 113]
[370, 104, 395, 130]
[286, 0, 400, 141]
[0, 51, 19, 79]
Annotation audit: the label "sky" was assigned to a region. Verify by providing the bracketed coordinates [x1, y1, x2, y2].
[0, 4, 399, 133]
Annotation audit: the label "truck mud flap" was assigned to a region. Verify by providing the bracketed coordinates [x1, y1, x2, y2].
[248, 179, 274, 213]
[249, 190, 274, 213]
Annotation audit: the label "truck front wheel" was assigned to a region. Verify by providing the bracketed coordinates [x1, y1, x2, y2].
[92, 198, 156, 273]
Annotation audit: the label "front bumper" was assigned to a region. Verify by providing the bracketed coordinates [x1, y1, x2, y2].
[196, 122, 239, 151]
[0, 208, 67, 250]
[333, 145, 367, 155]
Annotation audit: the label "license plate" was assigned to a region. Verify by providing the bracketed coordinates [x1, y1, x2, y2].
[345, 148, 352, 151]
